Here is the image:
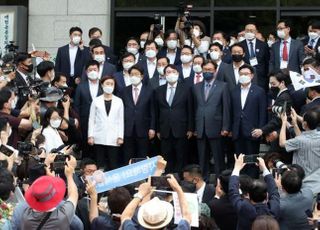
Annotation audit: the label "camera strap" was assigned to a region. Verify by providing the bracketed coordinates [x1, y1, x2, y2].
[36, 211, 52, 230]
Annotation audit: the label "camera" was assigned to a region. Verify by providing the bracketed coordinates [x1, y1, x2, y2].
[271, 105, 284, 114]
[5, 41, 19, 54]
[178, 1, 193, 36]
[14, 79, 49, 100]
[273, 159, 287, 169]
[17, 141, 33, 157]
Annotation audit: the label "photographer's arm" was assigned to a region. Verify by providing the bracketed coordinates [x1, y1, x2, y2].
[279, 113, 287, 148]
[65, 156, 78, 207]
[60, 96, 70, 130]
[86, 182, 99, 223]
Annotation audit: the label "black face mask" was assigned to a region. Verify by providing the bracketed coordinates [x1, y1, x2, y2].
[232, 54, 243, 62]
[23, 63, 34, 73]
[269, 86, 280, 99]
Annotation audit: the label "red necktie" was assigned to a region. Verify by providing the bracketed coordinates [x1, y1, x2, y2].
[282, 41, 288, 61]
[195, 74, 201, 84]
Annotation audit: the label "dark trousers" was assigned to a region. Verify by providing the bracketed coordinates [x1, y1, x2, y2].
[94, 144, 119, 171]
[160, 132, 188, 173]
[234, 136, 260, 178]
[123, 136, 149, 165]
[197, 136, 224, 179]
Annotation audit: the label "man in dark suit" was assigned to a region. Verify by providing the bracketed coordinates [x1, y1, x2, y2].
[183, 55, 205, 87]
[240, 23, 270, 91]
[55, 27, 91, 88]
[183, 164, 215, 206]
[157, 30, 181, 66]
[149, 57, 169, 90]
[208, 42, 229, 82]
[302, 20, 320, 57]
[74, 60, 103, 157]
[269, 19, 305, 73]
[138, 40, 159, 84]
[212, 31, 232, 64]
[301, 86, 320, 115]
[231, 64, 267, 178]
[120, 65, 156, 164]
[126, 37, 145, 64]
[155, 64, 194, 173]
[176, 45, 194, 81]
[193, 60, 231, 178]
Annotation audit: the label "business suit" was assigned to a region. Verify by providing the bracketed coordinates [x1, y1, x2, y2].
[215, 61, 229, 82]
[12, 71, 29, 109]
[55, 44, 91, 87]
[269, 38, 305, 73]
[138, 59, 158, 85]
[155, 82, 194, 172]
[103, 44, 118, 65]
[302, 36, 320, 56]
[240, 39, 270, 91]
[231, 84, 267, 178]
[74, 80, 103, 157]
[300, 97, 320, 115]
[113, 71, 127, 95]
[201, 183, 215, 205]
[120, 83, 155, 163]
[81, 61, 116, 81]
[157, 47, 182, 65]
[88, 94, 124, 170]
[177, 64, 194, 80]
[222, 46, 232, 64]
[193, 79, 231, 178]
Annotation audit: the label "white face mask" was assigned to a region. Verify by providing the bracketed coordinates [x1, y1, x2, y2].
[212, 39, 223, 46]
[10, 98, 17, 110]
[229, 39, 236, 47]
[277, 30, 286, 39]
[103, 86, 114, 94]
[50, 70, 55, 81]
[140, 41, 146, 49]
[166, 73, 179, 83]
[7, 127, 12, 137]
[193, 64, 202, 73]
[72, 36, 81, 45]
[123, 62, 134, 70]
[87, 70, 99, 80]
[308, 32, 319, 40]
[239, 75, 251, 84]
[127, 47, 138, 55]
[130, 76, 142, 86]
[267, 40, 274, 48]
[244, 32, 255, 41]
[180, 55, 193, 64]
[154, 37, 164, 47]
[167, 40, 178, 49]
[209, 51, 220, 61]
[157, 66, 165, 75]
[50, 119, 61, 129]
[193, 29, 200, 37]
[145, 50, 157, 58]
[94, 54, 105, 63]
[238, 36, 246, 42]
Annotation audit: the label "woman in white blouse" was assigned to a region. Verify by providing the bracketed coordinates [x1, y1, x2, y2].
[88, 76, 124, 170]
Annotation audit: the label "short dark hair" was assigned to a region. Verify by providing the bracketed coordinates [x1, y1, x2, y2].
[37, 61, 54, 77]
[311, 20, 320, 30]
[100, 75, 116, 86]
[281, 170, 302, 194]
[277, 19, 292, 29]
[80, 158, 97, 170]
[0, 167, 14, 200]
[0, 87, 12, 110]
[230, 43, 244, 53]
[288, 164, 305, 180]
[91, 44, 105, 53]
[128, 64, 144, 75]
[85, 60, 100, 70]
[249, 179, 267, 203]
[309, 85, 320, 94]
[239, 174, 253, 196]
[144, 40, 159, 50]
[120, 52, 136, 62]
[107, 187, 131, 214]
[209, 42, 223, 51]
[302, 57, 319, 67]
[218, 170, 232, 193]
[303, 108, 320, 130]
[181, 45, 194, 54]
[269, 70, 292, 87]
[164, 64, 178, 74]
[164, 29, 178, 40]
[126, 37, 139, 46]
[52, 72, 67, 86]
[212, 31, 227, 40]
[14, 52, 31, 64]
[251, 215, 280, 230]
[202, 59, 218, 70]
[157, 56, 170, 64]
[239, 64, 255, 74]
[89, 38, 102, 47]
[193, 55, 205, 63]
[69, 26, 82, 35]
[183, 164, 203, 178]
[0, 117, 9, 132]
[88, 27, 102, 38]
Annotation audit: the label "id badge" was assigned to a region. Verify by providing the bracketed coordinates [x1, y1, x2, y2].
[249, 57, 258, 66]
[280, 60, 288, 69]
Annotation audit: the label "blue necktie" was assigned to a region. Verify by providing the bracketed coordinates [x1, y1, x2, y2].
[249, 41, 255, 58]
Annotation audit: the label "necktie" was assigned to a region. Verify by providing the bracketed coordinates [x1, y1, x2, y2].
[249, 41, 255, 58]
[205, 83, 211, 101]
[310, 39, 315, 48]
[133, 87, 139, 105]
[168, 87, 175, 106]
[195, 74, 201, 84]
[282, 41, 288, 61]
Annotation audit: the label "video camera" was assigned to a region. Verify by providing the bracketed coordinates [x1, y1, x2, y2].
[5, 41, 19, 54]
[17, 141, 34, 157]
[271, 159, 288, 177]
[178, 1, 193, 36]
[153, 14, 163, 37]
[14, 79, 49, 100]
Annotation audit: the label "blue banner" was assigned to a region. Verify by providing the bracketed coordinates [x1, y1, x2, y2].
[88, 157, 158, 193]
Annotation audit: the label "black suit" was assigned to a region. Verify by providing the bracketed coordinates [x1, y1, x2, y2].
[302, 36, 320, 56]
[81, 61, 116, 81]
[300, 97, 320, 115]
[240, 39, 270, 91]
[157, 47, 182, 65]
[193, 79, 231, 178]
[155, 82, 194, 172]
[55, 44, 91, 87]
[113, 71, 127, 95]
[201, 183, 215, 205]
[138, 59, 158, 85]
[102, 44, 118, 65]
[120, 84, 155, 162]
[12, 71, 29, 109]
[222, 46, 232, 64]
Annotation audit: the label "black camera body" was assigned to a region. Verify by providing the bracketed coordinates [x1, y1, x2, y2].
[15, 79, 49, 100]
[17, 141, 33, 157]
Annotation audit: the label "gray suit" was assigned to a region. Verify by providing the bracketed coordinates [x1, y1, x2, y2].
[193, 79, 231, 177]
[269, 38, 305, 73]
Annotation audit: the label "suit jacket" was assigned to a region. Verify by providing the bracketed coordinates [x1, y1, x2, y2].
[120, 84, 155, 138]
[201, 183, 215, 205]
[88, 94, 124, 146]
[81, 61, 116, 81]
[157, 47, 182, 65]
[113, 71, 127, 95]
[193, 80, 231, 138]
[177, 64, 195, 81]
[302, 36, 320, 56]
[12, 71, 29, 109]
[231, 84, 267, 140]
[149, 73, 165, 90]
[215, 61, 229, 83]
[138, 59, 158, 85]
[269, 38, 305, 73]
[300, 97, 320, 115]
[240, 39, 270, 89]
[155, 82, 194, 138]
[103, 44, 118, 65]
[222, 46, 232, 64]
[55, 44, 91, 79]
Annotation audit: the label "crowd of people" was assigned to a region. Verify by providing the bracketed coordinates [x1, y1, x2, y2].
[0, 15, 320, 229]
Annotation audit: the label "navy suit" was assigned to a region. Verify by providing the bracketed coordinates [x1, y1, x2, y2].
[193, 79, 231, 177]
[55, 44, 91, 87]
[222, 46, 232, 64]
[113, 71, 127, 95]
[11, 71, 29, 109]
[240, 39, 270, 91]
[177, 64, 194, 80]
[81, 61, 116, 81]
[157, 47, 182, 65]
[155, 82, 194, 172]
[215, 61, 229, 82]
[300, 97, 320, 115]
[120, 84, 155, 162]
[302, 36, 320, 56]
[137, 59, 157, 85]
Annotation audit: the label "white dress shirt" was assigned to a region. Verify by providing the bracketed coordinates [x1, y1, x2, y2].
[309, 36, 320, 48]
[233, 62, 244, 84]
[89, 80, 99, 100]
[147, 59, 157, 79]
[69, 44, 78, 76]
[167, 49, 177, 64]
[99, 63, 104, 79]
[241, 83, 251, 109]
[197, 182, 206, 203]
[166, 82, 177, 103]
[194, 72, 203, 84]
[123, 72, 131, 87]
[132, 82, 143, 101]
[246, 38, 257, 56]
[16, 70, 29, 85]
[182, 65, 192, 79]
[42, 126, 64, 153]
[159, 75, 167, 86]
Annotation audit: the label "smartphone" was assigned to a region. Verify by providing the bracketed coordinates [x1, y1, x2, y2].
[151, 176, 171, 190]
[54, 154, 70, 162]
[243, 154, 260, 164]
[131, 158, 147, 164]
[0, 145, 14, 157]
[305, 209, 313, 218]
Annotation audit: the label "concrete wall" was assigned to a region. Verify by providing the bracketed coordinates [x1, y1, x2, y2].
[28, 0, 111, 60]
